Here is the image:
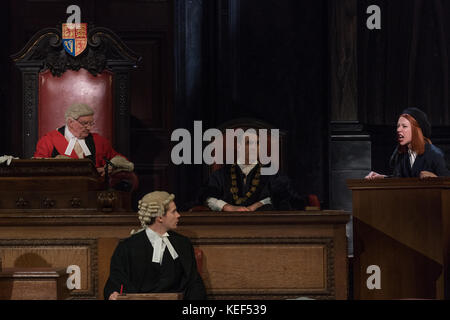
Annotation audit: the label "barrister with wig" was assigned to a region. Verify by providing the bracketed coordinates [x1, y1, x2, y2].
[104, 191, 206, 300]
[366, 107, 449, 179]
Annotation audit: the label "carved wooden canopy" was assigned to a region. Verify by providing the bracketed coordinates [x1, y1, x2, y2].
[11, 26, 141, 158]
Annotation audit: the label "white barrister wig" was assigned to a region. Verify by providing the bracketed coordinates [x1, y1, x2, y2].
[134, 191, 175, 231]
[65, 103, 94, 121]
[110, 156, 134, 172]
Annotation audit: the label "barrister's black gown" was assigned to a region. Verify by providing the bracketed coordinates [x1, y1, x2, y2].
[201, 164, 306, 210]
[391, 143, 449, 177]
[103, 230, 206, 300]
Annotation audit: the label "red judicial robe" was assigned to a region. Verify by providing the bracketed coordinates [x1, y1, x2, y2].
[34, 126, 123, 168]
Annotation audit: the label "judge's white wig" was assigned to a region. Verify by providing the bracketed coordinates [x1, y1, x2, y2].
[137, 191, 175, 228]
[65, 103, 94, 121]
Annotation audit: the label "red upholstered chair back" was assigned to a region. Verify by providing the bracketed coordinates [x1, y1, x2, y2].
[38, 68, 113, 142]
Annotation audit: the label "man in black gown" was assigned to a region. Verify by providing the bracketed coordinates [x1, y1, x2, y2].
[202, 131, 307, 212]
[104, 191, 206, 300]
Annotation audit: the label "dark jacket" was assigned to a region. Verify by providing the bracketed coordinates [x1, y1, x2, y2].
[200, 164, 306, 210]
[391, 143, 449, 177]
[104, 230, 206, 300]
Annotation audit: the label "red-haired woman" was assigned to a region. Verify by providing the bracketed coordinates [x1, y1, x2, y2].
[366, 108, 449, 179]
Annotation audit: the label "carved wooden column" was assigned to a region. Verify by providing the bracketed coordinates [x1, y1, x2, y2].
[328, 0, 369, 257]
[111, 70, 131, 156]
[174, 0, 206, 204]
[18, 68, 41, 158]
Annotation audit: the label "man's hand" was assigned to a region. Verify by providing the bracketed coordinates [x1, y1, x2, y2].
[420, 171, 437, 179]
[247, 201, 263, 212]
[97, 166, 113, 177]
[365, 171, 386, 180]
[222, 204, 250, 212]
[109, 291, 119, 300]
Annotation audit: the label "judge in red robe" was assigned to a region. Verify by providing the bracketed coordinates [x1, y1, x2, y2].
[34, 103, 135, 189]
[35, 126, 125, 170]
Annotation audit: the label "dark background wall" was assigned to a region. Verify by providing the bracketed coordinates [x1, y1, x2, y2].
[174, 0, 328, 209]
[358, 0, 450, 174]
[0, 0, 449, 211]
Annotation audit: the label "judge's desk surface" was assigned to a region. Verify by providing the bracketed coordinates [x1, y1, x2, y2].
[0, 160, 349, 299]
[348, 177, 450, 300]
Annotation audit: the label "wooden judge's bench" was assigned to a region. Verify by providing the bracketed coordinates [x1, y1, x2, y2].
[0, 160, 349, 300]
[348, 177, 450, 300]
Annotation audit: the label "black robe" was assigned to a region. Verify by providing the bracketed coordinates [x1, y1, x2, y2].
[103, 230, 206, 300]
[391, 143, 449, 177]
[200, 164, 306, 210]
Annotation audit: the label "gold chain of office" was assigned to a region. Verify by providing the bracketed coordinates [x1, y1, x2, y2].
[230, 165, 261, 205]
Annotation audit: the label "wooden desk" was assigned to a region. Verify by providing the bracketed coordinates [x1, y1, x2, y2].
[0, 267, 69, 300]
[0, 210, 349, 299]
[115, 293, 183, 300]
[348, 178, 450, 300]
[0, 159, 131, 212]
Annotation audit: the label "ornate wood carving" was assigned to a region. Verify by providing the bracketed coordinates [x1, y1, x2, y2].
[70, 197, 82, 208]
[42, 198, 55, 209]
[15, 198, 29, 209]
[113, 71, 131, 155]
[97, 191, 117, 212]
[22, 71, 40, 158]
[12, 27, 140, 77]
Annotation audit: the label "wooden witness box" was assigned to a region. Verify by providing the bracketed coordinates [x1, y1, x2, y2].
[0, 268, 69, 300]
[347, 177, 450, 300]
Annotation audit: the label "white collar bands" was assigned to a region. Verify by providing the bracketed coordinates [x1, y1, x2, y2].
[238, 163, 257, 177]
[64, 126, 92, 157]
[145, 227, 179, 264]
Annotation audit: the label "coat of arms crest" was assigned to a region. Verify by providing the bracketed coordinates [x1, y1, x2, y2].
[62, 23, 87, 57]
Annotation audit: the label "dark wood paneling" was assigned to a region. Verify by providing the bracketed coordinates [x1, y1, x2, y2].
[329, 0, 358, 121]
[0, 211, 350, 299]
